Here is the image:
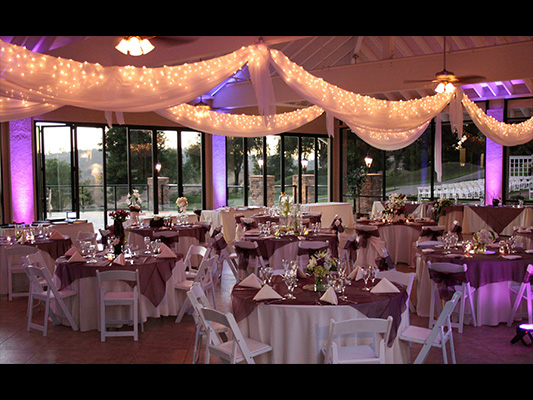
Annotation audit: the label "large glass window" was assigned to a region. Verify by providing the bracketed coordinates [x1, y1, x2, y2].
[226, 133, 330, 207]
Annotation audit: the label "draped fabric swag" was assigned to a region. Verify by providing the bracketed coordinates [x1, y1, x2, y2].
[1, 39, 531, 150]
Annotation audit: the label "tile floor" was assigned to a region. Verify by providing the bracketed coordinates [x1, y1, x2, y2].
[0, 264, 531, 364]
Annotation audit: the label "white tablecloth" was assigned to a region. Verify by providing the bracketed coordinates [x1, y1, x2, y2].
[304, 202, 355, 229]
[237, 303, 409, 364]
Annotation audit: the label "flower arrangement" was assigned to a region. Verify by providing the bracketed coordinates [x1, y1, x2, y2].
[383, 193, 407, 216]
[306, 249, 337, 289]
[176, 197, 188, 213]
[127, 189, 142, 212]
[472, 228, 497, 253]
[279, 192, 294, 217]
[109, 209, 130, 222]
[433, 198, 454, 222]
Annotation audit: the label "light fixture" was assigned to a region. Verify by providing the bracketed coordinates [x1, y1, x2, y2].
[155, 162, 162, 172]
[511, 323, 533, 346]
[115, 36, 155, 56]
[364, 155, 373, 169]
[194, 96, 211, 118]
[435, 81, 455, 94]
[301, 158, 309, 172]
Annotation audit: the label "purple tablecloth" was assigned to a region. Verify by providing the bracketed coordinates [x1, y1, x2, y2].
[55, 252, 183, 307]
[127, 224, 206, 244]
[0, 235, 71, 259]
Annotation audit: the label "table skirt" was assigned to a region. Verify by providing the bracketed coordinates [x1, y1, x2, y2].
[237, 303, 409, 364]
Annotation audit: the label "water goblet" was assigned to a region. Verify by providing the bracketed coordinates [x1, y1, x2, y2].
[362, 266, 371, 291]
[144, 236, 151, 254]
[282, 270, 297, 299]
[335, 275, 347, 300]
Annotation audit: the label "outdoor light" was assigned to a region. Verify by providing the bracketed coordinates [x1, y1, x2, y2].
[257, 159, 264, 168]
[511, 323, 533, 346]
[301, 158, 309, 172]
[155, 162, 162, 172]
[364, 155, 373, 169]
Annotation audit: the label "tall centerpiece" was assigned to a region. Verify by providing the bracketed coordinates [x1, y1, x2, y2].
[472, 228, 497, 254]
[306, 250, 337, 291]
[278, 192, 295, 233]
[433, 198, 454, 223]
[109, 209, 129, 255]
[176, 196, 188, 214]
[127, 189, 142, 225]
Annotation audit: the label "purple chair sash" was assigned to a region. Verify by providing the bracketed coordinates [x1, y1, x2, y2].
[355, 229, 379, 249]
[209, 234, 227, 256]
[343, 236, 358, 259]
[429, 269, 466, 301]
[376, 254, 394, 270]
[420, 227, 444, 241]
[450, 223, 463, 241]
[330, 215, 344, 233]
[234, 243, 261, 271]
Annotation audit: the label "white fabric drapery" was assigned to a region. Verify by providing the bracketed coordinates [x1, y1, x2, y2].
[1, 39, 532, 150]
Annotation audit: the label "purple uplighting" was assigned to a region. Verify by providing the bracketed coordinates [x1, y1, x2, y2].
[9, 118, 34, 224]
[485, 107, 504, 205]
[211, 134, 227, 208]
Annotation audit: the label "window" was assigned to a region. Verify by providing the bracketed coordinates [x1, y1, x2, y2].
[35, 122, 204, 231]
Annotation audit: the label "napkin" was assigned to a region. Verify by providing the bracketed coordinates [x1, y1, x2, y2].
[371, 278, 400, 293]
[67, 251, 86, 263]
[240, 273, 263, 289]
[319, 287, 338, 305]
[113, 253, 126, 265]
[49, 230, 66, 240]
[64, 246, 79, 257]
[253, 284, 283, 301]
[158, 243, 177, 258]
[347, 266, 364, 281]
[502, 255, 521, 260]
[421, 248, 435, 253]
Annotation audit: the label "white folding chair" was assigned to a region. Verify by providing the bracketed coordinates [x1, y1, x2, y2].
[200, 307, 272, 364]
[208, 232, 239, 282]
[428, 261, 477, 333]
[24, 264, 78, 336]
[187, 283, 228, 364]
[354, 225, 386, 268]
[376, 269, 416, 315]
[175, 256, 218, 323]
[22, 252, 52, 316]
[6, 245, 39, 301]
[507, 264, 533, 326]
[183, 244, 209, 280]
[96, 269, 143, 342]
[399, 291, 462, 364]
[321, 316, 393, 364]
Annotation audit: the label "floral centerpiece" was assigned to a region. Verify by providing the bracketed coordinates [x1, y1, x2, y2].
[306, 250, 337, 291]
[433, 198, 454, 223]
[176, 197, 188, 214]
[127, 189, 142, 212]
[383, 193, 407, 219]
[472, 228, 497, 254]
[279, 192, 294, 217]
[109, 209, 129, 254]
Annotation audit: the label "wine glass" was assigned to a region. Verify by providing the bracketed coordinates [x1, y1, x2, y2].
[362, 266, 372, 291]
[144, 236, 151, 254]
[88, 244, 98, 263]
[336, 275, 347, 300]
[368, 265, 376, 288]
[282, 270, 297, 299]
[338, 260, 351, 285]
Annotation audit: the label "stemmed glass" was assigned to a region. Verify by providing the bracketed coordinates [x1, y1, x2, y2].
[144, 236, 152, 254]
[335, 273, 347, 300]
[260, 266, 273, 286]
[88, 244, 98, 263]
[362, 266, 372, 291]
[282, 269, 297, 299]
[338, 260, 351, 285]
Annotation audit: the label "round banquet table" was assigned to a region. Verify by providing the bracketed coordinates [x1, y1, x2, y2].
[356, 220, 435, 265]
[231, 275, 409, 364]
[53, 251, 186, 331]
[242, 230, 339, 269]
[415, 245, 533, 326]
[0, 235, 72, 295]
[126, 224, 207, 255]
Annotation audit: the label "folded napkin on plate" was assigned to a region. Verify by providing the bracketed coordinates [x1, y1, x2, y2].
[347, 266, 364, 281]
[502, 255, 521, 260]
[64, 246, 79, 257]
[253, 284, 283, 301]
[158, 243, 177, 258]
[240, 273, 263, 289]
[113, 253, 126, 265]
[421, 248, 435, 253]
[67, 251, 86, 263]
[49, 230, 66, 240]
[371, 278, 400, 294]
[320, 287, 338, 305]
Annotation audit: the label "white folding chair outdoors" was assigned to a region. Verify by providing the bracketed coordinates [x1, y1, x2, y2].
[96, 269, 143, 342]
[399, 291, 462, 364]
[428, 261, 477, 333]
[187, 283, 228, 364]
[24, 264, 78, 336]
[6, 245, 39, 301]
[183, 244, 209, 280]
[321, 316, 393, 364]
[376, 269, 416, 315]
[200, 307, 272, 364]
[175, 256, 217, 323]
[507, 264, 533, 326]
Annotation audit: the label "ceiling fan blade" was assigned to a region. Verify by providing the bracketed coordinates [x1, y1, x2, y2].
[404, 79, 434, 84]
[457, 75, 487, 84]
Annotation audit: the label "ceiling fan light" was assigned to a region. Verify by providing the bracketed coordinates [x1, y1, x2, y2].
[115, 38, 130, 55]
[140, 38, 155, 54]
[445, 82, 455, 93]
[435, 82, 445, 93]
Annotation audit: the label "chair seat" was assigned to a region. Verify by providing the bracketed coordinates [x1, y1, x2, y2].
[216, 338, 272, 362]
[176, 280, 194, 290]
[33, 288, 77, 302]
[400, 325, 443, 346]
[333, 345, 379, 364]
[103, 291, 135, 301]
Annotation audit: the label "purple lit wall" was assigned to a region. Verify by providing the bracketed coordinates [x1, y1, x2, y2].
[9, 118, 35, 224]
[211, 134, 227, 208]
[485, 106, 504, 205]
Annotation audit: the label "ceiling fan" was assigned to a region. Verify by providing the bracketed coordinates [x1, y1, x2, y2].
[404, 36, 487, 92]
[115, 36, 196, 56]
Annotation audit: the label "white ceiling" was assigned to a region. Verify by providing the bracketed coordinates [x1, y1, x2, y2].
[2, 35, 532, 117]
